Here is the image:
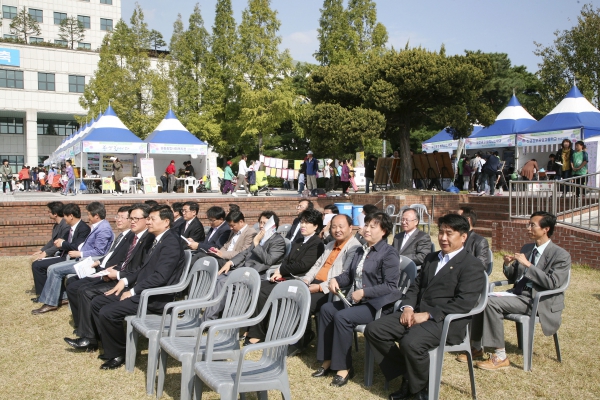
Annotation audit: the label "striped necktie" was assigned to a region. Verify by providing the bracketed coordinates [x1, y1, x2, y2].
[120, 235, 139, 271]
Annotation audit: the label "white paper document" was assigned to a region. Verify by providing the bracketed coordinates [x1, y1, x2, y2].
[262, 216, 276, 242]
[74, 257, 96, 279]
[323, 213, 337, 226]
[489, 291, 517, 297]
[89, 269, 110, 278]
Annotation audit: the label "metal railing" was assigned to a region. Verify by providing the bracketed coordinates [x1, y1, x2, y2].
[509, 172, 600, 233]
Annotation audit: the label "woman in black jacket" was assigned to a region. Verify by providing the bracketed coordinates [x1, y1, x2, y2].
[245, 208, 325, 343]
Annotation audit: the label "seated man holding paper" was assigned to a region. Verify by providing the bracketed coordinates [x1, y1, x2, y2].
[186, 206, 231, 252]
[32, 202, 114, 315]
[64, 204, 153, 350]
[179, 201, 205, 246]
[202, 211, 286, 321]
[465, 211, 571, 371]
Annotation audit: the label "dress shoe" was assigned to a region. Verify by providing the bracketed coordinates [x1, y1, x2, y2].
[31, 304, 58, 315]
[98, 353, 109, 360]
[61, 299, 69, 306]
[456, 347, 484, 363]
[330, 368, 354, 387]
[389, 379, 410, 400]
[100, 356, 125, 370]
[31, 297, 40, 303]
[311, 367, 331, 378]
[64, 337, 98, 352]
[476, 354, 510, 370]
[414, 388, 429, 400]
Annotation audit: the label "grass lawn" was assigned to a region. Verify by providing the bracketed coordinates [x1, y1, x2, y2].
[1, 250, 598, 400]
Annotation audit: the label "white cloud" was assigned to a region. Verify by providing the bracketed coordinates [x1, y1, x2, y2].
[281, 29, 319, 63]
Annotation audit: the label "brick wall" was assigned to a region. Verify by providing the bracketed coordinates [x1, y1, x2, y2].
[492, 219, 600, 269]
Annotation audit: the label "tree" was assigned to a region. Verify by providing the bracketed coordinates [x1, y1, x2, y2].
[58, 16, 86, 49]
[9, 7, 41, 42]
[149, 29, 166, 51]
[347, 0, 388, 58]
[314, 0, 353, 65]
[535, 4, 600, 107]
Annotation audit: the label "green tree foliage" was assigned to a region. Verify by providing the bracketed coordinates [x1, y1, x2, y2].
[149, 29, 166, 51]
[314, 0, 353, 65]
[535, 4, 600, 107]
[9, 7, 41, 42]
[347, 0, 388, 57]
[79, 5, 169, 137]
[58, 17, 86, 49]
[237, 0, 295, 154]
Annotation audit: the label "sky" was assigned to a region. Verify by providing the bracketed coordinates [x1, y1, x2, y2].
[122, 0, 599, 73]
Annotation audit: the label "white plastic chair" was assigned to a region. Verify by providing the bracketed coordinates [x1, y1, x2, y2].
[409, 203, 432, 234]
[277, 224, 292, 237]
[185, 177, 200, 194]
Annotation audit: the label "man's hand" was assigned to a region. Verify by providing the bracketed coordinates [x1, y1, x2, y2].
[219, 261, 233, 275]
[209, 248, 223, 258]
[270, 270, 282, 282]
[120, 291, 132, 301]
[54, 238, 65, 248]
[105, 266, 119, 280]
[329, 278, 340, 294]
[412, 312, 430, 325]
[253, 230, 265, 247]
[503, 254, 515, 266]
[31, 251, 45, 261]
[513, 253, 531, 268]
[92, 260, 101, 268]
[308, 283, 321, 294]
[400, 308, 414, 327]
[105, 280, 125, 296]
[351, 289, 364, 303]
[187, 238, 198, 250]
[68, 250, 82, 258]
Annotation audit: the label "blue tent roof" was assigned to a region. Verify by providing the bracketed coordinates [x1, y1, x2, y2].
[470, 95, 536, 138]
[423, 125, 483, 143]
[83, 105, 143, 142]
[145, 110, 207, 145]
[520, 86, 600, 138]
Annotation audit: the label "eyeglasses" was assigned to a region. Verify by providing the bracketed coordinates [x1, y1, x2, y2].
[182, 209, 193, 214]
[129, 217, 144, 223]
[401, 219, 417, 223]
[115, 215, 127, 220]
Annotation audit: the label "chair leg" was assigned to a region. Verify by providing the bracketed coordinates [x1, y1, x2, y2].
[515, 322, 523, 350]
[554, 333, 562, 362]
[180, 355, 194, 400]
[466, 351, 477, 399]
[521, 323, 532, 372]
[428, 347, 443, 400]
[364, 340, 374, 387]
[125, 322, 139, 373]
[145, 332, 160, 395]
[256, 391, 268, 400]
[192, 375, 203, 400]
[156, 350, 168, 399]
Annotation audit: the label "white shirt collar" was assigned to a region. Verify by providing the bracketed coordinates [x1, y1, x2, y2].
[534, 239, 551, 256]
[153, 229, 168, 243]
[91, 219, 103, 230]
[403, 228, 417, 237]
[236, 224, 248, 236]
[135, 229, 148, 240]
[303, 233, 315, 243]
[70, 219, 81, 232]
[438, 246, 464, 262]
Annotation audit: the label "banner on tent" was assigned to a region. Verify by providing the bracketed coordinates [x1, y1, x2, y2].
[516, 129, 580, 147]
[422, 140, 457, 153]
[465, 134, 515, 149]
[83, 141, 147, 154]
[148, 143, 208, 155]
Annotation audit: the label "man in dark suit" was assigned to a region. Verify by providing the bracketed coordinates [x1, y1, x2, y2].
[89, 204, 184, 369]
[392, 208, 432, 266]
[31, 203, 90, 300]
[364, 214, 486, 400]
[188, 206, 230, 252]
[458, 206, 490, 267]
[468, 211, 571, 371]
[286, 199, 313, 242]
[170, 202, 185, 234]
[180, 201, 205, 245]
[30, 201, 70, 262]
[64, 204, 154, 352]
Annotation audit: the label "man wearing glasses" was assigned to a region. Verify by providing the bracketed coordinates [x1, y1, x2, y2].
[187, 206, 231, 253]
[467, 211, 571, 370]
[64, 204, 154, 352]
[180, 201, 205, 246]
[392, 208, 432, 267]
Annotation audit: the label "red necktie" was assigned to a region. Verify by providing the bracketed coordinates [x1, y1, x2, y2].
[120, 235, 139, 271]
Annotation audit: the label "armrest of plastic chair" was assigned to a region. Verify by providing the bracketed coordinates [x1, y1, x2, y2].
[158, 293, 216, 337]
[489, 279, 512, 293]
[530, 274, 570, 320]
[265, 265, 280, 279]
[137, 278, 193, 319]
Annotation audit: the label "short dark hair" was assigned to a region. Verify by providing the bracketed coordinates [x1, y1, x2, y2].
[531, 211, 556, 237]
[183, 201, 199, 214]
[144, 200, 159, 207]
[117, 205, 131, 213]
[206, 206, 226, 220]
[402, 207, 420, 223]
[150, 204, 174, 227]
[364, 212, 393, 238]
[299, 208, 323, 233]
[259, 210, 280, 228]
[63, 203, 81, 219]
[549, 153, 556, 159]
[86, 202, 106, 219]
[299, 199, 314, 210]
[129, 203, 150, 218]
[459, 206, 477, 227]
[362, 204, 379, 216]
[226, 210, 245, 223]
[333, 213, 353, 227]
[46, 201, 64, 217]
[172, 202, 184, 216]
[2, 159, 7, 163]
[324, 203, 339, 214]
[228, 203, 241, 213]
[438, 213, 470, 235]
[575, 140, 585, 148]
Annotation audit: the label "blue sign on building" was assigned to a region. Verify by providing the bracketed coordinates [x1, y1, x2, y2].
[0, 48, 20, 67]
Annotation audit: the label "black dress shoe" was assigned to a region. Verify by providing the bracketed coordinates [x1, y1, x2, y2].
[31, 304, 58, 315]
[311, 367, 331, 378]
[414, 388, 428, 400]
[100, 356, 125, 370]
[389, 379, 410, 400]
[330, 368, 354, 387]
[97, 353, 109, 360]
[64, 337, 98, 352]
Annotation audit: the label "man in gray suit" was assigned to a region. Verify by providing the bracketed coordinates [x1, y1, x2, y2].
[458, 206, 490, 268]
[392, 208, 432, 266]
[468, 211, 571, 370]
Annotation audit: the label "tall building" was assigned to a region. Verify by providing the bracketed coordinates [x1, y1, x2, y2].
[0, 0, 121, 173]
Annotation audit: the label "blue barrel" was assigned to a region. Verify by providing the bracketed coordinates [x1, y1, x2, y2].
[335, 203, 353, 220]
[352, 205, 363, 226]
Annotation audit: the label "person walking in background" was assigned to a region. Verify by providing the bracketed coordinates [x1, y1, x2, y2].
[232, 154, 251, 197]
[340, 160, 350, 196]
[112, 158, 124, 196]
[62, 160, 76, 196]
[165, 160, 176, 193]
[305, 150, 319, 197]
[462, 156, 472, 191]
[571, 140, 588, 199]
[19, 165, 31, 192]
[298, 162, 307, 194]
[1, 159, 13, 194]
[556, 139, 573, 180]
[323, 159, 333, 193]
[348, 159, 358, 193]
[222, 160, 234, 194]
[364, 155, 376, 194]
[38, 168, 46, 191]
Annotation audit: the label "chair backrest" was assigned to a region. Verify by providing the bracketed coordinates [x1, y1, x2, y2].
[486, 248, 493, 276]
[185, 256, 219, 318]
[283, 238, 292, 256]
[465, 271, 489, 317]
[398, 255, 418, 295]
[204, 226, 211, 235]
[409, 203, 429, 219]
[385, 204, 395, 216]
[177, 250, 194, 285]
[253, 222, 260, 231]
[431, 243, 436, 253]
[260, 281, 311, 362]
[277, 224, 292, 237]
[185, 177, 196, 186]
[399, 205, 410, 216]
[219, 268, 261, 320]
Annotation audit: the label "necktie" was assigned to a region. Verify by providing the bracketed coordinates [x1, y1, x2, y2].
[109, 232, 124, 253]
[400, 232, 410, 250]
[148, 239, 158, 256]
[61, 228, 75, 256]
[120, 235, 139, 271]
[513, 249, 538, 295]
